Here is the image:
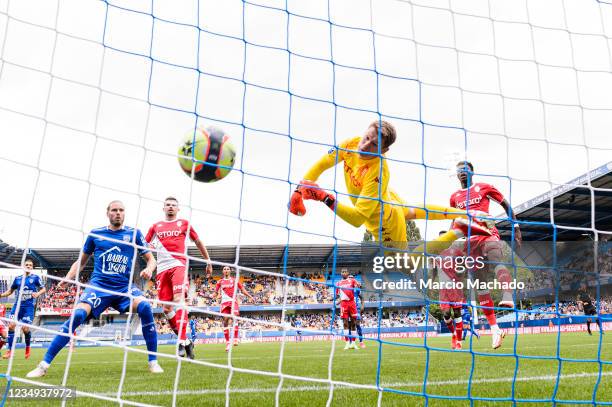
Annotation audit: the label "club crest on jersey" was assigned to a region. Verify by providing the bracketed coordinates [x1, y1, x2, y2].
[475, 185, 480, 193]
[177, 221, 182, 227]
[123, 235, 131, 242]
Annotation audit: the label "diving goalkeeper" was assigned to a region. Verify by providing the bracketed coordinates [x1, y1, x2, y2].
[289, 120, 490, 246]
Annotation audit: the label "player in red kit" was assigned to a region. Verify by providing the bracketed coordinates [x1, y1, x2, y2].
[0, 303, 7, 351]
[434, 233, 466, 350]
[451, 161, 522, 349]
[146, 197, 213, 359]
[215, 266, 255, 352]
[336, 268, 361, 350]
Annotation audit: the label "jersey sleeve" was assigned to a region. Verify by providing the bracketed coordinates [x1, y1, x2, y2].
[35, 276, 43, 290]
[10, 278, 18, 291]
[136, 229, 150, 254]
[482, 183, 504, 204]
[215, 281, 221, 293]
[187, 222, 199, 241]
[449, 193, 456, 208]
[302, 140, 347, 181]
[238, 281, 244, 291]
[82, 233, 96, 255]
[144, 225, 155, 243]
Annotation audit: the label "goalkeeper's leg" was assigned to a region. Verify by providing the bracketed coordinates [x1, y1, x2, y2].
[405, 203, 465, 221]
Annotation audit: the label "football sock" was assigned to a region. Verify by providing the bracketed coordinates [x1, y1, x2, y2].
[454, 318, 463, 341]
[478, 292, 498, 328]
[444, 317, 455, 335]
[6, 330, 14, 350]
[44, 308, 87, 365]
[137, 301, 158, 362]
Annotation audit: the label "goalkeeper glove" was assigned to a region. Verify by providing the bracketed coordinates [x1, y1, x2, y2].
[288, 180, 336, 216]
[289, 189, 306, 216]
[298, 180, 336, 209]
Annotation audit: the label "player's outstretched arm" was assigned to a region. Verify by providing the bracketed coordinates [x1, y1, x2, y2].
[140, 252, 156, 280]
[290, 145, 344, 216]
[499, 198, 522, 246]
[60, 252, 91, 288]
[0, 287, 15, 298]
[194, 238, 213, 276]
[32, 283, 46, 299]
[303, 146, 344, 182]
[298, 160, 387, 228]
[241, 285, 255, 303]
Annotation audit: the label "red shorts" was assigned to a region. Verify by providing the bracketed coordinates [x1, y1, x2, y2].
[440, 296, 465, 311]
[465, 233, 502, 259]
[156, 266, 189, 302]
[340, 301, 358, 319]
[220, 302, 239, 316]
[440, 303, 463, 312]
[440, 288, 465, 309]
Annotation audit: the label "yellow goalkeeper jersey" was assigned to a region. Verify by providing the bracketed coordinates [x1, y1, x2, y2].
[303, 136, 402, 228]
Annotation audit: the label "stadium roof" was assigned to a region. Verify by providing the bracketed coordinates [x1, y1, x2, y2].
[497, 161, 612, 241]
[0, 244, 366, 272]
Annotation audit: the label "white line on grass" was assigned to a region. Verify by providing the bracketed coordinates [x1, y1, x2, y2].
[101, 371, 612, 397]
[9, 340, 610, 367]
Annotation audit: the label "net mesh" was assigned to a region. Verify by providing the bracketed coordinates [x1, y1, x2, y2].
[0, 0, 610, 405]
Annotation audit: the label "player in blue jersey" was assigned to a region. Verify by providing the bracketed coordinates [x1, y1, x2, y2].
[351, 275, 366, 348]
[27, 200, 163, 377]
[294, 318, 303, 342]
[0, 257, 46, 359]
[461, 304, 480, 341]
[189, 315, 198, 344]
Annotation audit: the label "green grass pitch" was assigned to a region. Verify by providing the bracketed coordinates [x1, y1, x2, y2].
[3, 332, 610, 406]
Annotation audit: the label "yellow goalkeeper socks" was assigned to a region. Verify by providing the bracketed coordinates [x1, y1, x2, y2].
[411, 204, 465, 220]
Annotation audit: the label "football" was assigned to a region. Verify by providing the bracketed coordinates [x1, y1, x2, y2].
[178, 126, 236, 182]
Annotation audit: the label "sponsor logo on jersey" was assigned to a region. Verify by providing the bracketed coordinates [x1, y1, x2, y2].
[455, 195, 482, 209]
[158, 230, 181, 238]
[344, 163, 369, 188]
[100, 246, 129, 275]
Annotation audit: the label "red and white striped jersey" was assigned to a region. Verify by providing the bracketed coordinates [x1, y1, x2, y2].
[336, 278, 360, 303]
[450, 183, 504, 214]
[215, 277, 243, 305]
[145, 219, 199, 273]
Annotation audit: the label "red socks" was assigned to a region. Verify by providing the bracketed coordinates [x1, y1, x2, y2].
[444, 318, 455, 335]
[168, 310, 189, 341]
[454, 318, 463, 340]
[478, 293, 497, 326]
[223, 327, 238, 343]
